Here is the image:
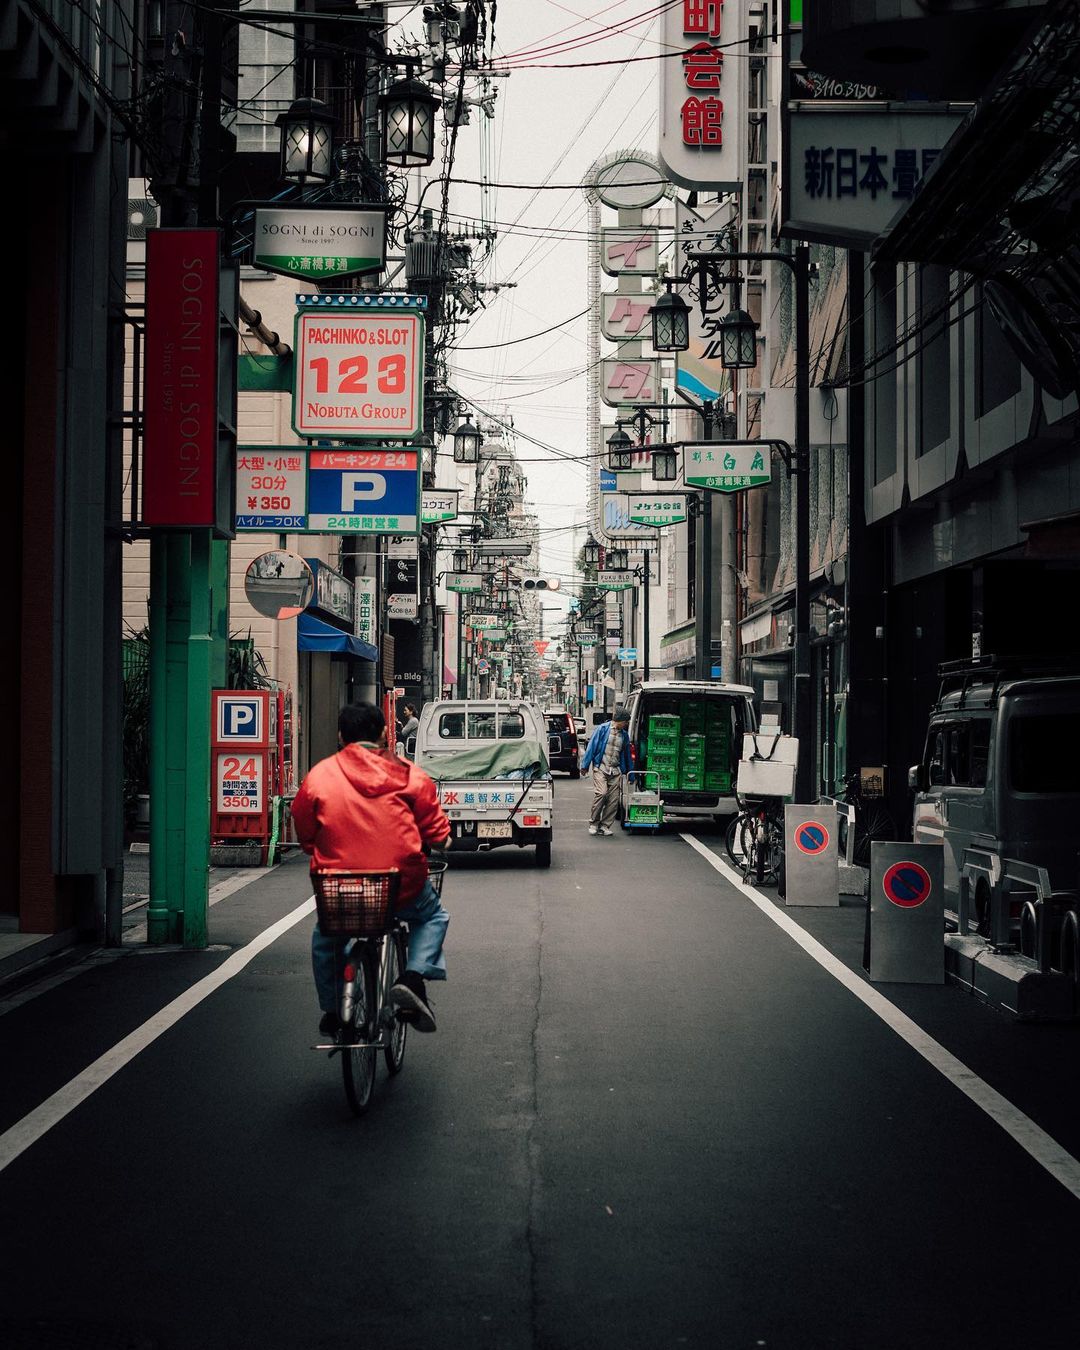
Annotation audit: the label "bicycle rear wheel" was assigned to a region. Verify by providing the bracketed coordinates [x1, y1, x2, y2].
[384, 929, 408, 1077]
[854, 803, 897, 868]
[725, 813, 753, 868]
[342, 945, 377, 1116]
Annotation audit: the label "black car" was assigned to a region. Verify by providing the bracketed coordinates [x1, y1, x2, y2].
[545, 710, 580, 778]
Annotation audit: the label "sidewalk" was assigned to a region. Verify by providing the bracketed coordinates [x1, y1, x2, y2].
[0, 847, 274, 986]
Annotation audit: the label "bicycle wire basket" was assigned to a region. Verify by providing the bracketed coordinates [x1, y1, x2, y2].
[427, 859, 448, 898]
[312, 870, 402, 937]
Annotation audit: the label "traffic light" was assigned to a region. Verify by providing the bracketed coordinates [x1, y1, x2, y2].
[521, 577, 561, 591]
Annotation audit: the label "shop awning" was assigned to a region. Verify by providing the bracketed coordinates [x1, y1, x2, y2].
[297, 612, 378, 662]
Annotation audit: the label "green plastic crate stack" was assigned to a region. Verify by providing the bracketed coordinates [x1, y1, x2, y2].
[647, 713, 681, 747]
[679, 732, 706, 789]
[704, 723, 732, 792]
[681, 700, 706, 735]
[645, 715, 681, 789]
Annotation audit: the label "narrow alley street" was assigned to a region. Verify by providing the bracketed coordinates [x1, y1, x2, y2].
[2, 784, 1079, 1350]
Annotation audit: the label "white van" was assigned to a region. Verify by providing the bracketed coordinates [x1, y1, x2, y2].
[621, 681, 758, 821]
[910, 661, 1080, 927]
[412, 700, 555, 866]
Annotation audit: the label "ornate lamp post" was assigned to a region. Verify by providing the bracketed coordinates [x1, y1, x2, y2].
[453, 416, 481, 463]
[650, 286, 692, 353]
[276, 98, 337, 185]
[379, 71, 442, 169]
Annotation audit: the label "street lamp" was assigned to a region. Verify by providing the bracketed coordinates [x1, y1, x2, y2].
[379, 73, 442, 168]
[452, 547, 469, 573]
[719, 307, 758, 370]
[276, 98, 337, 185]
[607, 425, 633, 471]
[606, 548, 629, 571]
[583, 538, 601, 567]
[650, 286, 692, 353]
[651, 445, 678, 482]
[453, 416, 481, 463]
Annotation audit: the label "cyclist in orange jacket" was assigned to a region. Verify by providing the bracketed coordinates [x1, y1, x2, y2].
[291, 702, 450, 1035]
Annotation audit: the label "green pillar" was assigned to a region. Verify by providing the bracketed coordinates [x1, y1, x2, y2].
[147, 529, 214, 948]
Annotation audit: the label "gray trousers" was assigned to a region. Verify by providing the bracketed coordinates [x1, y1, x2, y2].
[590, 768, 621, 830]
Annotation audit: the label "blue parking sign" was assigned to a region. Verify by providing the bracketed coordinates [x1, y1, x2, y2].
[307, 448, 419, 534]
[217, 696, 263, 742]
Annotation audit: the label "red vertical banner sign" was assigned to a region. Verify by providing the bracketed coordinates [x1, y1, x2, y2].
[144, 229, 221, 526]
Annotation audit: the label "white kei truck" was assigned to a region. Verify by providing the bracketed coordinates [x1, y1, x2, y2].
[410, 700, 555, 867]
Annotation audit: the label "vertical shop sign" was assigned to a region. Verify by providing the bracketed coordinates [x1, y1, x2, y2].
[659, 0, 746, 191]
[354, 576, 376, 647]
[144, 229, 221, 526]
[386, 537, 419, 621]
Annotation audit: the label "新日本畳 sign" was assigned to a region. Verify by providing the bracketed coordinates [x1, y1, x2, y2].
[293, 302, 425, 440]
[307, 449, 420, 534]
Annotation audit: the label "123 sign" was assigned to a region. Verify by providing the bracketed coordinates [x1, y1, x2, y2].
[293, 310, 424, 440]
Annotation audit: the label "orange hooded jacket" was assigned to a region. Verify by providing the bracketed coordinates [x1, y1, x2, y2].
[290, 742, 450, 905]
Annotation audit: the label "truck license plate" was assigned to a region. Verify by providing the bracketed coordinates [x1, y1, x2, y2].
[477, 821, 513, 839]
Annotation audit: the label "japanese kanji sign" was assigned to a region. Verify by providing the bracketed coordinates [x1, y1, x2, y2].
[253, 206, 388, 282]
[236, 449, 307, 530]
[600, 359, 661, 407]
[783, 109, 965, 247]
[600, 228, 659, 277]
[354, 577, 376, 646]
[622, 494, 688, 527]
[292, 305, 424, 440]
[683, 441, 771, 492]
[659, 0, 745, 191]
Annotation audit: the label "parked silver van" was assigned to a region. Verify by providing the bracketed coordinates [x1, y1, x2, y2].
[909, 659, 1080, 927]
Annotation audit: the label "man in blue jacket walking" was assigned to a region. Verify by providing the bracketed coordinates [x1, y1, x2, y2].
[579, 707, 632, 836]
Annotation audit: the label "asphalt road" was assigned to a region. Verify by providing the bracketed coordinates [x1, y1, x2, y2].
[1, 778, 1079, 1349]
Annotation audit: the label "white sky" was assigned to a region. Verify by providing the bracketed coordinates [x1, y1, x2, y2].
[441, 3, 667, 596]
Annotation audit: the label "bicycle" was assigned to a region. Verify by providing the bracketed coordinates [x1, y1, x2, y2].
[838, 771, 897, 867]
[312, 861, 447, 1117]
[725, 796, 785, 887]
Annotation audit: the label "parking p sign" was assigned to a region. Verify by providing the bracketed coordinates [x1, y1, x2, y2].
[213, 692, 269, 746]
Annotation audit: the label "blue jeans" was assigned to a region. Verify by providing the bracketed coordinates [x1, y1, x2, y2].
[311, 879, 449, 1013]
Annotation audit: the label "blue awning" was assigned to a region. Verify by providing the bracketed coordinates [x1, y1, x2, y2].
[297, 612, 378, 662]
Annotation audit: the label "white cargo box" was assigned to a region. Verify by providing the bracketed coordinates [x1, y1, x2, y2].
[741, 733, 799, 766]
[737, 757, 796, 798]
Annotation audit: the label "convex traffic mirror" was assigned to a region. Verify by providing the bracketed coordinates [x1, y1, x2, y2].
[244, 551, 314, 619]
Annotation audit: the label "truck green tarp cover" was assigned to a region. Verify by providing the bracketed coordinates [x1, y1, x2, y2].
[419, 738, 550, 782]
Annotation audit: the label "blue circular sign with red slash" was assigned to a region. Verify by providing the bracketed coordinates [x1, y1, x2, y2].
[794, 820, 830, 855]
[883, 861, 933, 908]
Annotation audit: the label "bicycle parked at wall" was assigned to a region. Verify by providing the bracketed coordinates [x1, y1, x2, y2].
[312, 861, 448, 1116]
[725, 796, 786, 888]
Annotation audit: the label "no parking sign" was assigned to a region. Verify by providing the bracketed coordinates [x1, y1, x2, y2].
[784, 804, 839, 907]
[868, 842, 944, 983]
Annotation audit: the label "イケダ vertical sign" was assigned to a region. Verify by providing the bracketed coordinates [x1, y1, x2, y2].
[293, 297, 426, 441]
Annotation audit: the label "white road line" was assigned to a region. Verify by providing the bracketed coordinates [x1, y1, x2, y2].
[681, 832, 1080, 1203]
[0, 897, 315, 1176]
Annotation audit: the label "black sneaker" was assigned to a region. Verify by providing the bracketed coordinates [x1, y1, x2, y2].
[319, 1010, 342, 1037]
[389, 970, 437, 1033]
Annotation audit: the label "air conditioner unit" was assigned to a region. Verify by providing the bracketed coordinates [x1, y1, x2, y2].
[127, 180, 160, 240]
